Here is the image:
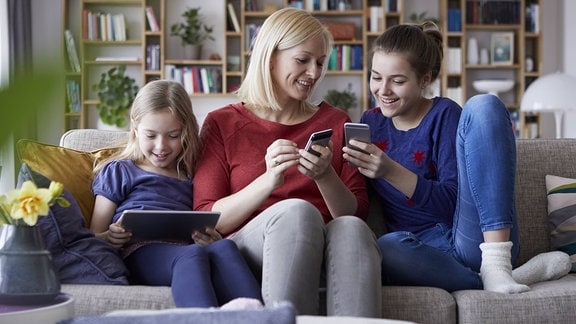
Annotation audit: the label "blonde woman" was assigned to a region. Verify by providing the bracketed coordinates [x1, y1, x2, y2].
[194, 8, 381, 316]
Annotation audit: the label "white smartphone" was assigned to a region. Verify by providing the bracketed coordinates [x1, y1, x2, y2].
[344, 122, 371, 167]
[304, 129, 333, 157]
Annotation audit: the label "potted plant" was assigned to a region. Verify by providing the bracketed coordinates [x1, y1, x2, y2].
[92, 65, 139, 129]
[324, 83, 358, 111]
[170, 7, 214, 59]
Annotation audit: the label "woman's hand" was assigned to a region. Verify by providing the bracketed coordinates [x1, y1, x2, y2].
[265, 139, 300, 187]
[106, 222, 132, 249]
[298, 141, 334, 180]
[192, 227, 222, 246]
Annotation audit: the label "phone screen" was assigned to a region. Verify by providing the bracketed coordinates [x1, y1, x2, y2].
[344, 123, 370, 167]
[304, 129, 333, 157]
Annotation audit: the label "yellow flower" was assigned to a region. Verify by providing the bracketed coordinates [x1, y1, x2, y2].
[0, 180, 69, 226]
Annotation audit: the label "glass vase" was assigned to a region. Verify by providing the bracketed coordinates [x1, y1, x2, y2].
[0, 224, 60, 305]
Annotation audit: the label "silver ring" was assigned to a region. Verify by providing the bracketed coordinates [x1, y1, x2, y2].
[274, 157, 280, 165]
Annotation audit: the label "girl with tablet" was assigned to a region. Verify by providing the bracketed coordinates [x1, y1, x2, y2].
[90, 80, 262, 308]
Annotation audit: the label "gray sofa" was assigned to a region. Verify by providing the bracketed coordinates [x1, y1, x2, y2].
[57, 129, 576, 323]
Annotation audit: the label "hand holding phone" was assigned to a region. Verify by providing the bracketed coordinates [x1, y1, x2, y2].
[304, 129, 333, 157]
[344, 123, 371, 167]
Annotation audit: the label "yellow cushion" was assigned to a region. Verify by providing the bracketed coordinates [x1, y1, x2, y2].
[17, 139, 119, 226]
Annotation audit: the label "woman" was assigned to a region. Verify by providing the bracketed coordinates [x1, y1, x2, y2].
[193, 8, 381, 316]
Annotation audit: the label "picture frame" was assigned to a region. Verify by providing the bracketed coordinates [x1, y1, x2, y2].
[491, 32, 514, 65]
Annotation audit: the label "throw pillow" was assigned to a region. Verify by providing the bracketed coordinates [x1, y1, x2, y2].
[16, 139, 119, 226]
[545, 174, 576, 272]
[17, 163, 129, 285]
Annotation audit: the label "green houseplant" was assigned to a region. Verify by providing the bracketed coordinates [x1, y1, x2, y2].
[92, 65, 139, 129]
[170, 7, 214, 58]
[324, 83, 358, 111]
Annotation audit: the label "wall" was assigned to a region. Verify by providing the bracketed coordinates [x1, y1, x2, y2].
[561, 0, 576, 138]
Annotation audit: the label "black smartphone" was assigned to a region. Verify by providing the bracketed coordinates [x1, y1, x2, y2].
[344, 123, 371, 167]
[304, 129, 333, 157]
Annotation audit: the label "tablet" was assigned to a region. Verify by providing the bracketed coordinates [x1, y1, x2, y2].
[117, 210, 220, 242]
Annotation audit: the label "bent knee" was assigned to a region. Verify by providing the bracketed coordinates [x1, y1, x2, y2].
[269, 199, 324, 229]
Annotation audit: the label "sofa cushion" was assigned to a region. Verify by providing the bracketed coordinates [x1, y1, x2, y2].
[17, 139, 120, 225]
[545, 174, 576, 272]
[453, 274, 576, 323]
[17, 163, 129, 285]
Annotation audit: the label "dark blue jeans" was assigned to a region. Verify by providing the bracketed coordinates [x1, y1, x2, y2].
[125, 239, 262, 307]
[379, 94, 520, 292]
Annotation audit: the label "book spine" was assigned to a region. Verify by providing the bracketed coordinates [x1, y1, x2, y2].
[146, 6, 159, 32]
[227, 3, 240, 33]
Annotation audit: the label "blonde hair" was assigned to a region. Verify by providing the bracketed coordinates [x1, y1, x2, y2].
[94, 80, 201, 178]
[236, 7, 333, 112]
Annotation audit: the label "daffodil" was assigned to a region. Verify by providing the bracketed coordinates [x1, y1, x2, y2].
[0, 181, 69, 226]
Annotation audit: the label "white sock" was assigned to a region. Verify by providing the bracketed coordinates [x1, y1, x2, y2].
[512, 251, 571, 285]
[220, 298, 263, 310]
[479, 241, 530, 294]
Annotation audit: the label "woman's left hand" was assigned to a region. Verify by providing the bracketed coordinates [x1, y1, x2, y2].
[191, 227, 222, 246]
[298, 141, 333, 180]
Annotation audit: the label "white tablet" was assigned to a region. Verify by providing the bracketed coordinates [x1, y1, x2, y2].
[117, 210, 220, 242]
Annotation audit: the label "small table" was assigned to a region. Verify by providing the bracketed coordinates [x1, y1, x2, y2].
[0, 293, 74, 323]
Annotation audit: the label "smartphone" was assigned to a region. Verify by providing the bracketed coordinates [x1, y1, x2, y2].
[344, 123, 371, 167]
[304, 129, 333, 157]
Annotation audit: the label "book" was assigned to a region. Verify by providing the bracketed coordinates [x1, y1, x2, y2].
[227, 3, 240, 33]
[64, 30, 81, 72]
[146, 6, 160, 32]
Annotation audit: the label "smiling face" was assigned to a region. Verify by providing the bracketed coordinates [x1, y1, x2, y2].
[134, 109, 183, 176]
[370, 51, 430, 120]
[270, 34, 327, 108]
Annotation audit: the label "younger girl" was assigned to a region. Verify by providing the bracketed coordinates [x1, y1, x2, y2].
[343, 23, 570, 293]
[91, 80, 262, 307]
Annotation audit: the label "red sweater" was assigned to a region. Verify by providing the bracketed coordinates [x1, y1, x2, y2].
[193, 102, 368, 234]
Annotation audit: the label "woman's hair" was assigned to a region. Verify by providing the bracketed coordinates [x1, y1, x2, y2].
[371, 22, 443, 82]
[94, 80, 201, 178]
[236, 7, 333, 112]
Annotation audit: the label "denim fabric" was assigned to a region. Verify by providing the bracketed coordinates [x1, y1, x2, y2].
[379, 94, 519, 292]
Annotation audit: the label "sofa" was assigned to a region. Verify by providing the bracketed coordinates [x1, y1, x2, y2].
[37, 129, 576, 323]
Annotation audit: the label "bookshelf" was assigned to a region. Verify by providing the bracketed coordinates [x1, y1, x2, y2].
[63, 0, 540, 135]
[439, 0, 542, 138]
[62, 0, 227, 131]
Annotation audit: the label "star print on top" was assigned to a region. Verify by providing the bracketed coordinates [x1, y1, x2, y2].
[360, 97, 462, 234]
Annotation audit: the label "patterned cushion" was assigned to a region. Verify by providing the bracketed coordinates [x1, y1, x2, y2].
[545, 174, 576, 272]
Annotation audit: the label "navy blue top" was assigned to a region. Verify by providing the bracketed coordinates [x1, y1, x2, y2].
[360, 97, 462, 234]
[93, 160, 193, 223]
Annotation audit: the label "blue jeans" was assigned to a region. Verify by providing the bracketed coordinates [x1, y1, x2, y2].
[125, 239, 262, 307]
[378, 94, 519, 292]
